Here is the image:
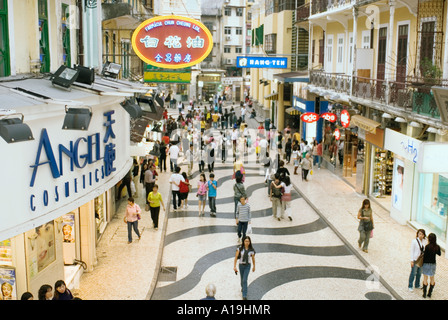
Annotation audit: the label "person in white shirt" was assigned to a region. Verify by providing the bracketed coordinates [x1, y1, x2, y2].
[169, 167, 185, 211]
[408, 229, 427, 292]
[241, 107, 246, 122]
[185, 144, 195, 178]
[281, 176, 293, 221]
[169, 143, 180, 172]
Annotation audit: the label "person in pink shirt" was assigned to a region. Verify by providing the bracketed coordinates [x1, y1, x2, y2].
[125, 197, 141, 244]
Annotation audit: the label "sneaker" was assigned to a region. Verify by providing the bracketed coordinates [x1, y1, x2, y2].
[408, 288, 414, 292]
[288, 216, 293, 221]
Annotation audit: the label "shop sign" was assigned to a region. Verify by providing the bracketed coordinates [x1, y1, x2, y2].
[236, 56, 288, 69]
[384, 129, 421, 164]
[28, 111, 117, 212]
[132, 15, 213, 69]
[144, 71, 191, 83]
[334, 128, 341, 140]
[320, 112, 337, 122]
[340, 110, 350, 128]
[301, 112, 319, 123]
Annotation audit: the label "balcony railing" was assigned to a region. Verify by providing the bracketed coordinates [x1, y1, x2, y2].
[296, 3, 310, 22]
[309, 70, 351, 94]
[310, 70, 447, 120]
[311, 0, 355, 15]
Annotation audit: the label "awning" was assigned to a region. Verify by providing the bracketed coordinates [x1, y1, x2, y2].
[351, 115, 381, 134]
[273, 71, 309, 83]
[264, 92, 278, 100]
[285, 107, 301, 115]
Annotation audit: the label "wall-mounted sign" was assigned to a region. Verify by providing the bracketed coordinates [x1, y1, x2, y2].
[132, 15, 213, 69]
[334, 128, 341, 140]
[301, 112, 319, 123]
[236, 56, 288, 69]
[144, 71, 191, 83]
[320, 112, 337, 122]
[340, 109, 350, 128]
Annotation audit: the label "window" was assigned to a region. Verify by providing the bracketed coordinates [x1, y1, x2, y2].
[420, 21, 436, 65]
[326, 36, 333, 64]
[235, 46, 242, 53]
[337, 36, 343, 63]
[236, 8, 243, 16]
[204, 22, 214, 33]
[236, 27, 243, 35]
[62, 4, 71, 67]
[38, 0, 50, 73]
[224, 27, 232, 35]
[224, 7, 231, 16]
[362, 30, 371, 48]
[224, 46, 231, 53]
[264, 34, 277, 54]
[0, 0, 10, 76]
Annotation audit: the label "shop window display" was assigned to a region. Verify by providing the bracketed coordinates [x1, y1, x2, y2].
[372, 148, 393, 197]
[416, 173, 448, 241]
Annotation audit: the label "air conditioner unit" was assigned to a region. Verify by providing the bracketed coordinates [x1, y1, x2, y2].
[225, 0, 230, 2]
[225, 36, 232, 41]
[226, 58, 234, 65]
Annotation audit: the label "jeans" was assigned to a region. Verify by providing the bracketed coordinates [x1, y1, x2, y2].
[127, 221, 140, 242]
[313, 155, 321, 168]
[239, 263, 251, 299]
[172, 190, 181, 209]
[237, 221, 248, 239]
[408, 263, 422, 289]
[170, 158, 178, 172]
[234, 197, 240, 218]
[209, 196, 216, 214]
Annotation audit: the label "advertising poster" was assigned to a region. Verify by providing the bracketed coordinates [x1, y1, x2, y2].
[26, 221, 56, 278]
[0, 267, 17, 300]
[62, 213, 75, 243]
[392, 158, 404, 211]
[0, 240, 13, 266]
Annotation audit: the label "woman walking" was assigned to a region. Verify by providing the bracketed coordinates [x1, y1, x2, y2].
[281, 176, 293, 221]
[197, 173, 208, 216]
[357, 199, 374, 253]
[125, 197, 141, 244]
[422, 233, 441, 298]
[147, 184, 166, 230]
[408, 229, 426, 292]
[233, 236, 256, 300]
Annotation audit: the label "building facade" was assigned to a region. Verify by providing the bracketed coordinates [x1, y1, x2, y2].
[0, 0, 147, 299]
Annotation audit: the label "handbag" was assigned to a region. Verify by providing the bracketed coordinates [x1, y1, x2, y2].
[415, 240, 424, 267]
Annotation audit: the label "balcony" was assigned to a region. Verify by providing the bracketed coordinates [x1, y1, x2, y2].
[311, 0, 355, 15]
[309, 70, 351, 94]
[310, 70, 445, 120]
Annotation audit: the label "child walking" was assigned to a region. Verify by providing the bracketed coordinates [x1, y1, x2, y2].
[207, 173, 218, 217]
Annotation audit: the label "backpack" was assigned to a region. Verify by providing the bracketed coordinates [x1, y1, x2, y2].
[271, 183, 283, 198]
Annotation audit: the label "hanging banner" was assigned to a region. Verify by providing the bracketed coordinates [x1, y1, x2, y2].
[340, 109, 351, 128]
[131, 15, 213, 69]
[301, 112, 319, 123]
[334, 128, 341, 140]
[320, 112, 337, 122]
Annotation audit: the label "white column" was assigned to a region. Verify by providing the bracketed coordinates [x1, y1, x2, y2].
[385, 0, 395, 81]
[350, 7, 358, 96]
[443, 1, 448, 79]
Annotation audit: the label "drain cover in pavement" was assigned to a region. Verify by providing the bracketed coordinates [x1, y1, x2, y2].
[159, 266, 177, 282]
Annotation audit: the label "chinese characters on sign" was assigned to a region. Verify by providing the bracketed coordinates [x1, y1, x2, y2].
[132, 16, 213, 69]
[340, 110, 350, 128]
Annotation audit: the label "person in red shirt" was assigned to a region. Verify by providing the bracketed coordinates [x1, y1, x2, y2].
[179, 172, 191, 210]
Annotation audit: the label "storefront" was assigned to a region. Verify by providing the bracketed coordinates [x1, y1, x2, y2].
[414, 142, 448, 253]
[0, 77, 133, 299]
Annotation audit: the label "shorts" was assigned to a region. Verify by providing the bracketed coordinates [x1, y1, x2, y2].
[294, 159, 299, 166]
[197, 194, 207, 201]
[422, 263, 437, 277]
